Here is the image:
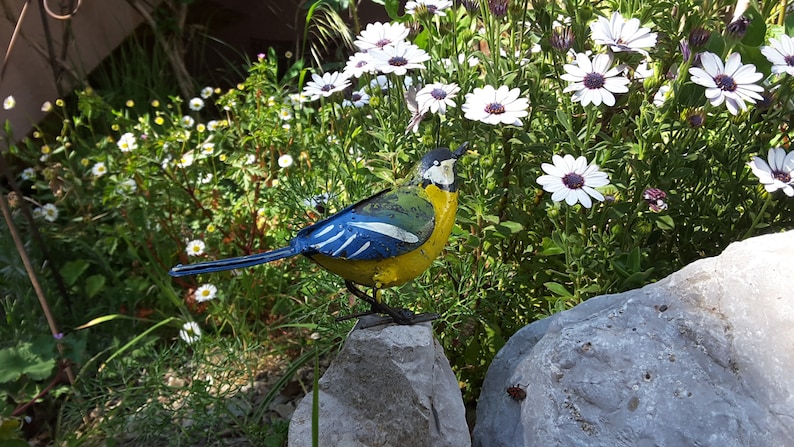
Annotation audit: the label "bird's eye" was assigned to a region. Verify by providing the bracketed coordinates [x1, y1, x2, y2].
[433, 160, 440, 166]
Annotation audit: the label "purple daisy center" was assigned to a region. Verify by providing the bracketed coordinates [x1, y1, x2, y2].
[351, 93, 362, 101]
[687, 113, 704, 128]
[714, 74, 737, 92]
[772, 170, 792, 183]
[785, 55, 794, 66]
[320, 84, 335, 92]
[389, 56, 408, 67]
[356, 60, 368, 68]
[562, 172, 585, 190]
[431, 88, 448, 100]
[375, 39, 392, 48]
[427, 5, 438, 13]
[583, 72, 606, 89]
[484, 102, 505, 115]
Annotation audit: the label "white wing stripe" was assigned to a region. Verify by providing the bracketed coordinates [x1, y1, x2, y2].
[348, 222, 419, 243]
[313, 229, 345, 250]
[314, 224, 335, 238]
[331, 234, 357, 257]
[348, 241, 371, 259]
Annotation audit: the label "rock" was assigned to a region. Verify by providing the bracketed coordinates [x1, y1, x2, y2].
[289, 317, 470, 447]
[473, 231, 794, 447]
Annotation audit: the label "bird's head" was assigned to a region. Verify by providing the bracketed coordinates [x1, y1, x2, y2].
[413, 142, 468, 192]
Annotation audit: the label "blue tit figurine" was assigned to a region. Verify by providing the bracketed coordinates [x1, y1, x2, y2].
[170, 142, 468, 325]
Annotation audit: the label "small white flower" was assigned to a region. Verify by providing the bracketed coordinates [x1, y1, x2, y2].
[200, 87, 214, 99]
[179, 321, 202, 344]
[41, 101, 53, 112]
[41, 203, 59, 222]
[369, 41, 431, 76]
[117, 132, 138, 152]
[354, 22, 410, 51]
[590, 11, 657, 56]
[761, 34, 794, 76]
[404, 87, 426, 134]
[562, 52, 630, 107]
[405, 0, 452, 16]
[462, 85, 529, 126]
[342, 90, 370, 108]
[653, 85, 671, 107]
[115, 178, 137, 195]
[200, 173, 213, 184]
[195, 284, 218, 303]
[177, 151, 195, 168]
[536, 154, 610, 208]
[748, 147, 794, 196]
[20, 167, 35, 181]
[633, 61, 654, 81]
[303, 72, 351, 100]
[245, 154, 257, 165]
[278, 154, 294, 168]
[207, 120, 220, 131]
[91, 162, 107, 177]
[3, 95, 15, 110]
[186, 239, 206, 256]
[416, 83, 460, 115]
[688, 52, 764, 115]
[181, 115, 195, 128]
[278, 108, 293, 121]
[344, 52, 377, 78]
[189, 97, 204, 111]
[201, 142, 215, 155]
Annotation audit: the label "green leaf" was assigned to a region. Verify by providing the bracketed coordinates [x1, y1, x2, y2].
[539, 237, 564, 256]
[497, 220, 524, 234]
[544, 281, 573, 297]
[0, 344, 55, 383]
[383, 0, 401, 20]
[59, 260, 89, 287]
[655, 215, 675, 231]
[85, 274, 106, 298]
[739, 6, 766, 47]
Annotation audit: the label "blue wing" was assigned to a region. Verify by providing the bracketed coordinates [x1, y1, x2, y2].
[295, 186, 435, 260]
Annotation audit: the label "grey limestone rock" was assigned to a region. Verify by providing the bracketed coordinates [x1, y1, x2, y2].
[289, 318, 470, 447]
[473, 231, 794, 447]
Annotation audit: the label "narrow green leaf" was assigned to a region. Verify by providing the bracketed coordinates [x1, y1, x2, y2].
[544, 281, 573, 297]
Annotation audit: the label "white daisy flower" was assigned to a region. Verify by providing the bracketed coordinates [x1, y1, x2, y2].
[200, 173, 213, 184]
[278, 108, 293, 121]
[200, 86, 214, 99]
[189, 97, 204, 111]
[181, 115, 195, 128]
[3, 95, 15, 110]
[416, 83, 460, 115]
[195, 284, 218, 302]
[562, 52, 630, 107]
[536, 154, 610, 208]
[179, 321, 201, 344]
[406, 0, 453, 16]
[303, 71, 351, 100]
[748, 147, 794, 196]
[590, 11, 657, 56]
[117, 132, 138, 152]
[177, 151, 194, 168]
[462, 85, 529, 126]
[207, 120, 220, 131]
[354, 22, 410, 51]
[653, 85, 671, 107]
[344, 52, 377, 78]
[688, 52, 764, 115]
[41, 203, 59, 222]
[245, 154, 257, 165]
[91, 162, 107, 177]
[20, 167, 35, 181]
[342, 90, 370, 108]
[278, 154, 294, 168]
[370, 41, 431, 76]
[201, 142, 215, 155]
[761, 34, 794, 76]
[186, 239, 206, 256]
[404, 86, 426, 134]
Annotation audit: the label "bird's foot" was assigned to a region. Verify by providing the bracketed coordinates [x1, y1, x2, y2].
[338, 281, 441, 327]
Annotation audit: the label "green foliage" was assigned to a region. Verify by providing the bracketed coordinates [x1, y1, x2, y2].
[2, 0, 794, 442]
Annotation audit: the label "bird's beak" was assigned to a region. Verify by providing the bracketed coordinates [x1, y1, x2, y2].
[453, 142, 469, 159]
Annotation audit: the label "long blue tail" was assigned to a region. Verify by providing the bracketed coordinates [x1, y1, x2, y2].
[169, 245, 299, 277]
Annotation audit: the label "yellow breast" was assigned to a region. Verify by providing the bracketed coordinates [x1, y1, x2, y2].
[307, 184, 458, 288]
